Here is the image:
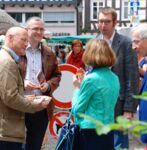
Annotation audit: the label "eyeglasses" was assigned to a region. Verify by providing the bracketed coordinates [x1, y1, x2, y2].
[132, 38, 147, 44]
[132, 40, 141, 44]
[28, 27, 44, 32]
[98, 20, 113, 25]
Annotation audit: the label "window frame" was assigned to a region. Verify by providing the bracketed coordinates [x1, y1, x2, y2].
[90, 0, 105, 21]
[9, 12, 23, 22]
[43, 12, 75, 24]
[121, 0, 130, 20]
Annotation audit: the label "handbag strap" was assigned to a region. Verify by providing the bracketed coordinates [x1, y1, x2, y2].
[66, 108, 74, 123]
[55, 108, 74, 150]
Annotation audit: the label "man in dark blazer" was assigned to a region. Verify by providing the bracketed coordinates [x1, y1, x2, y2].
[132, 23, 147, 143]
[97, 7, 139, 149]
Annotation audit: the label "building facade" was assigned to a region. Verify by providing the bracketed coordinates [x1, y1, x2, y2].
[0, 0, 147, 35]
[82, 0, 147, 34]
[0, 0, 82, 35]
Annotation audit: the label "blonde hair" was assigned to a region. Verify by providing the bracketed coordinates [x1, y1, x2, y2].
[83, 39, 116, 68]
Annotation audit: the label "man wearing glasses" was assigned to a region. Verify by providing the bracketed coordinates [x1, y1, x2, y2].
[20, 17, 61, 150]
[132, 23, 147, 144]
[97, 7, 139, 150]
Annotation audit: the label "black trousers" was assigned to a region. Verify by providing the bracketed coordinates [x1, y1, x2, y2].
[0, 141, 22, 150]
[79, 129, 114, 150]
[24, 109, 48, 150]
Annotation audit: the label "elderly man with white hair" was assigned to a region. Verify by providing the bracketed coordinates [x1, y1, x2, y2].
[132, 23, 147, 143]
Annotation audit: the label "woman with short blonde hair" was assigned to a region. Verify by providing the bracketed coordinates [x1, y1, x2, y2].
[83, 39, 116, 68]
[72, 38, 119, 150]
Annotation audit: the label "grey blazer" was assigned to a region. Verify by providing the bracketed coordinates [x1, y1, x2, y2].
[98, 32, 139, 114]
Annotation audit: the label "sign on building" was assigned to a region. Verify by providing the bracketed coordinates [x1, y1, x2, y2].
[130, 0, 140, 15]
[129, 0, 140, 26]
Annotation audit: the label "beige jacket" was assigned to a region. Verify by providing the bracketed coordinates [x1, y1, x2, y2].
[0, 48, 37, 143]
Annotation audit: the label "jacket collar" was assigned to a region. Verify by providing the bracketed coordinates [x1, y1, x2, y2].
[27, 42, 42, 51]
[111, 32, 121, 55]
[2, 46, 20, 63]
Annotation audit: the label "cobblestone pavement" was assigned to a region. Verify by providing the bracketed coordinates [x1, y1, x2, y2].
[41, 129, 57, 150]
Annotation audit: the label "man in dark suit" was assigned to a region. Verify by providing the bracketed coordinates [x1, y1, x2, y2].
[97, 7, 139, 149]
[132, 23, 147, 143]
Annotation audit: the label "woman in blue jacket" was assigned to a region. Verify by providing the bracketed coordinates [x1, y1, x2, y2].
[72, 39, 120, 150]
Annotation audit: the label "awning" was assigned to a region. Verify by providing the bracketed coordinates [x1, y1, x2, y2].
[48, 35, 96, 45]
[0, 9, 20, 35]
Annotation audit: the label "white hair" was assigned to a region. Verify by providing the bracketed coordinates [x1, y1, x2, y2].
[26, 17, 44, 28]
[132, 23, 147, 39]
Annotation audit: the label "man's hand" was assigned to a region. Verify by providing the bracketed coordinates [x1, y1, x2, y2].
[24, 80, 40, 91]
[35, 98, 49, 111]
[25, 95, 36, 101]
[40, 82, 50, 93]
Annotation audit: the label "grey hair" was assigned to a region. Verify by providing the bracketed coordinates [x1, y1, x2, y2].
[26, 16, 44, 27]
[132, 23, 147, 40]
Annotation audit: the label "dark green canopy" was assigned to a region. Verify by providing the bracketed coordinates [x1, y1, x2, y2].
[48, 35, 96, 45]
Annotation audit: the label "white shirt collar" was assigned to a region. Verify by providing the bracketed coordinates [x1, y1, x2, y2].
[26, 43, 41, 51]
[101, 30, 116, 47]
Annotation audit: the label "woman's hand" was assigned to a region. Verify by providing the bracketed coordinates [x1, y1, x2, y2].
[76, 68, 85, 82]
[73, 75, 81, 90]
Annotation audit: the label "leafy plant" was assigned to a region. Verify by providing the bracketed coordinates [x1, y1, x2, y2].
[133, 91, 147, 100]
[78, 113, 147, 136]
[81, 27, 90, 33]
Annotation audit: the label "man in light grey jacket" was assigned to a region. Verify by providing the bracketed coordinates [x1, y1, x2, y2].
[0, 27, 49, 150]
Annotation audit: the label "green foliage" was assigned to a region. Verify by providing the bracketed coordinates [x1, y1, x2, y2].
[81, 27, 90, 33]
[78, 113, 147, 137]
[133, 92, 147, 100]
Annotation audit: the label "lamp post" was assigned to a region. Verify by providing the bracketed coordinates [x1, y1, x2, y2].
[76, 2, 83, 35]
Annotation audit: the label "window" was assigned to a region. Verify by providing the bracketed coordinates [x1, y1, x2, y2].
[122, 0, 129, 20]
[8, 12, 41, 25]
[91, 0, 105, 20]
[25, 13, 41, 21]
[9, 13, 22, 22]
[43, 12, 74, 24]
